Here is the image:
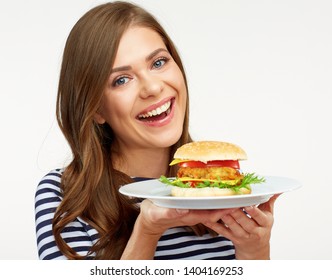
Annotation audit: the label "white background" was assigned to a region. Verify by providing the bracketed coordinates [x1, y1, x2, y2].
[0, 0, 331, 260]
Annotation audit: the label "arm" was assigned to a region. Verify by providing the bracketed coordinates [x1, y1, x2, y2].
[120, 200, 190, 259]
[121, 194, 279, 260]
[120, 215, 161, 259]
[35, 170, 95, 260]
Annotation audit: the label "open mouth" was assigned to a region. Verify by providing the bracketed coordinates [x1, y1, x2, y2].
[137, 98, 174, 122]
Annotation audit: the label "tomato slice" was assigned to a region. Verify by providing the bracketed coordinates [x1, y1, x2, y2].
[179, 160, 240, 169]
[205, 160, 240, 169]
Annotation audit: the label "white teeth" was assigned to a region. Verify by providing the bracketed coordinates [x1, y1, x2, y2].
[138, 100, 171, 119]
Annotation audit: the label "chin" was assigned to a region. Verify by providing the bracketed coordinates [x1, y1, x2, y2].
[149, 129, 183, 148]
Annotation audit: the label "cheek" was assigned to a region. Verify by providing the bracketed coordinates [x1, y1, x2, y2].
[99, 94, 133, 125]
[168, 67, 187, 98]
[174, 70, 187, 106]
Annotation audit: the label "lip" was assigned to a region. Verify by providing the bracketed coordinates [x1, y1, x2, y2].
[136, 97, 175, 127]
[138, 97, 173, 115]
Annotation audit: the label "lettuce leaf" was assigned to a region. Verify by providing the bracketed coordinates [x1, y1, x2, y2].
[159, 173, 265, 193]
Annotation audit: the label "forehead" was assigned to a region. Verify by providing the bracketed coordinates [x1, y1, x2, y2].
[113, 26, 167, 67]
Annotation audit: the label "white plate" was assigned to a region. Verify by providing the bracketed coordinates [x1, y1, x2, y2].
[119, 176, 301, 209]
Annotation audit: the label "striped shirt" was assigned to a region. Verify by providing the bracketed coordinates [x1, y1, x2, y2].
[35, 169, 235, 260]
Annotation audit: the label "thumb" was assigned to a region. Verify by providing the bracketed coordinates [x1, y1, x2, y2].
[175, 208, 190, 215]
[258, 193, 281, 214]
[164, 208, 189, 219]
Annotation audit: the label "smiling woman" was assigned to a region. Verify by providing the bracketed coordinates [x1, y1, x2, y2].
[95, 27, 187, 149]
[34, 1, 278, 260]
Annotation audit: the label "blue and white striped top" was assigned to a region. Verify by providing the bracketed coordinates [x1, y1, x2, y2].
[34, 169, 235, 260]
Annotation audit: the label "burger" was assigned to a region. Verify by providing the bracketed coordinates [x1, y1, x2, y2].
[160, 141, 265, 197]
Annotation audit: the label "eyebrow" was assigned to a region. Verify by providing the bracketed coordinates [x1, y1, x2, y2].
[110, 48, 169, 74]
[145, 48, 168, 62]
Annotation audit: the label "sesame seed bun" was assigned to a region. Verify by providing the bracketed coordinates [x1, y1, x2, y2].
[174, 141, 247, 162]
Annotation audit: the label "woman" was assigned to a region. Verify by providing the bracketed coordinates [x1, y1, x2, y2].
[35, 1, 278, 260]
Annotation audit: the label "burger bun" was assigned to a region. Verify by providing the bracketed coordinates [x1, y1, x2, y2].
[174, 141, 247, 162]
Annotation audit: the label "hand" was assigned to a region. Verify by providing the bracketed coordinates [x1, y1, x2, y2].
[202, 194, 280, 259]
[124, 198, 233, 259]
[137, 199, 219, 236]
[137, 199, 191, 237]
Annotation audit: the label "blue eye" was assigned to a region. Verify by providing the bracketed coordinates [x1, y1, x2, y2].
[113, 76, 129, 87]
[153, 57, 168, 69]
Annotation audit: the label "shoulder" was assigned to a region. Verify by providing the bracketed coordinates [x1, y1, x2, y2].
[35, 169, 63, 198]
[38, 168, 63, 185]
[35, 169, 64, 223]
[34, 169, 98, 259]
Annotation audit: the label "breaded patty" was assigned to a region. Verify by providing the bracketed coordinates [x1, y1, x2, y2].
[177, 167, 243, 181]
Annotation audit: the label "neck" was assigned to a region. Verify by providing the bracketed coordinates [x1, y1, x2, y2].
[112, 145, 170, 178]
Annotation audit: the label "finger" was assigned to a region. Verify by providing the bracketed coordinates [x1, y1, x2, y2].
[229, 208, 259, 233]
[221, 213, 250, 238]
[163, 208, 190, 221]
[244, 205, 271, 227]
[141, 199, 189, 221]
[191, 208, 238, 224]
[204, 221, 233, 241]
[258, 193, 281, 214]
[243, 194, 281, 226]
[199, 208, 247, 226]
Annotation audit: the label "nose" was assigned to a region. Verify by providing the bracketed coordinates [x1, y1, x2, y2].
[139, 73, 164, 98]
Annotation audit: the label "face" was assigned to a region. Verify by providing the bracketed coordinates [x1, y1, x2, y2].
[95, 26, 187, 153]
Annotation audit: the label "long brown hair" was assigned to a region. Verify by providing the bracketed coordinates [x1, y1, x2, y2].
[53, 1, 192, 259]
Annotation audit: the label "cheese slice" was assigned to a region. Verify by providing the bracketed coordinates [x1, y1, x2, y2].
[169, 159, 191, 166]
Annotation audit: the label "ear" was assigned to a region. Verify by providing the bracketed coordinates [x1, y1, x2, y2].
[94, 112, 106, 124]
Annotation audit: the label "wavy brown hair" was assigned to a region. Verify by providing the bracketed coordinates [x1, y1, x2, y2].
[53, 1, 194, 259]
